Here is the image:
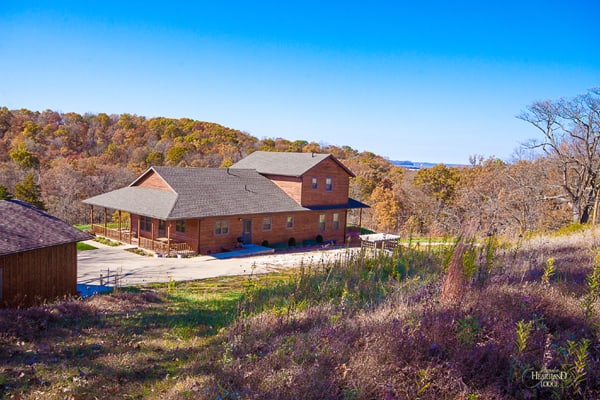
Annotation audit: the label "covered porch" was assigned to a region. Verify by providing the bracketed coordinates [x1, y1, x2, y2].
[89, 207, 194, 257]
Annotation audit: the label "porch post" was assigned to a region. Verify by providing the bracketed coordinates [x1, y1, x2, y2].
[90, 205, 94, 231]
[151, 220, 155, 251]
[118, 210, 122, 242]
[359, 208, 363, 228]
[103, 208, 108, 236]
[129, 213, 132, 245]
[167, 223, 171, 257]
[137, 217, 141, 243]
[343, 209, 348, 245]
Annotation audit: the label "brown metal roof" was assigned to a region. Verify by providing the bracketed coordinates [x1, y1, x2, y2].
[0, 199, 92, 256]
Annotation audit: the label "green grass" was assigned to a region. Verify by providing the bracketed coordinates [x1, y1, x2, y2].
[93, 236, 121, 246]
[397, 236, 454, 244]
[76, 242, 97, 251]
[75, 223, 121, 231]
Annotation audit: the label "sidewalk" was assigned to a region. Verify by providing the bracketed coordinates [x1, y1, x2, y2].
[77, 240, 354, 287]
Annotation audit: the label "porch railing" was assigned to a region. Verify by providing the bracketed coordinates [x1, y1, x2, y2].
[92, 224, 193, 256]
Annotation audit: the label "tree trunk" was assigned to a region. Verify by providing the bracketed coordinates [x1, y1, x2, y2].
[580, 206, 591, 224]
[572, 201, 582, 223]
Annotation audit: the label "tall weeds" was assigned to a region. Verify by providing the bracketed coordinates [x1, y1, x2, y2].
[237, 245, 445, 319]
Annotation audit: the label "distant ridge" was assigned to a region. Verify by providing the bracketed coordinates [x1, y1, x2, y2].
[391, 160, 466, 170]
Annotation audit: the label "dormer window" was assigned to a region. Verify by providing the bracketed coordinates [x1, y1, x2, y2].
[311, 177, 318, 189]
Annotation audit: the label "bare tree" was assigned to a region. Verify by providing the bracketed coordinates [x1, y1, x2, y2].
[518, 88, 600, 223]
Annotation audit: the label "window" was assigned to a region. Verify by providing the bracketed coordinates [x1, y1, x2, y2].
[319, 214, 326, 231]
[176, 220, 186, 233]
[286, 216, 294, 229]
[311, 177, 318, 189]
[332, 213, 340, 230]
[325, 177, 333, 191]
[262, 216, 272, 231]
[214, 220, 229, 235]
[140, 216, 152, 232]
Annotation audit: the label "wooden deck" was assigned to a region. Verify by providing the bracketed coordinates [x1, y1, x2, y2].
[92, 224, 194, 256]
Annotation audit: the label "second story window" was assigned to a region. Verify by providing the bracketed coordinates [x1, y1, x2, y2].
[325, 177, 333, 191]
[286, 216, 294, 229]
[311, 177, 318, 189]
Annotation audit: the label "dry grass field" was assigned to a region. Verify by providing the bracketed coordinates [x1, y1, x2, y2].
[1, 229, 599, 399]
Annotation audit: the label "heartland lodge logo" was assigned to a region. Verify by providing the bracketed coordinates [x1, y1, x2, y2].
[523, 367, 569, 388]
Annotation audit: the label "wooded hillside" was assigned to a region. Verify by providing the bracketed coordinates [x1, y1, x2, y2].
[0, 107, 573, 235]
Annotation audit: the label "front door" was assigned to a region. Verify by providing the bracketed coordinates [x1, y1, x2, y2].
[242, 219, 252, 244]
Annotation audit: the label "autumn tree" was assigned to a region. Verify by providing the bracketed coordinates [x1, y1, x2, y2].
[145, 151, 164, 167]
[413, 164, 460, 205]
[498, 158, 565, 233]
[9, 142, 40, 169]
[452, 157, 508, 234]
[370, 180, 400, 232]
[0, 185, 12, 200]
[518, 88, 600, 223]
[14, 173, 45, 210]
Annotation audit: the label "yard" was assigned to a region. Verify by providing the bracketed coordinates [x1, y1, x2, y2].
[1, 230, 600, 399]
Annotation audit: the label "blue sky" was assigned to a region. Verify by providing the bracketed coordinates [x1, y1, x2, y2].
[1, 1, 599, 164]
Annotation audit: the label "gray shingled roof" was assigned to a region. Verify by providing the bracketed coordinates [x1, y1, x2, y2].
[84, 167, 309, 220]
[0, 199, 92, 256]
[230, 151, 355, 177]
[83, 186, 178, 219]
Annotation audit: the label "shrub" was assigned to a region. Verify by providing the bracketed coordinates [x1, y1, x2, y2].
[555, 222, 588, 236]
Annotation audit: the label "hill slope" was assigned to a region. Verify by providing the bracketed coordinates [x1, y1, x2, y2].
[1, 230, 599, 398]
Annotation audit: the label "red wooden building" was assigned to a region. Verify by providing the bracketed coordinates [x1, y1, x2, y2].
[0, 199, 91, 307]
[84, 152, 367, 255]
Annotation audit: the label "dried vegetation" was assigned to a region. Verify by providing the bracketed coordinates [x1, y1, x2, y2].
[1, 230, 600, 399]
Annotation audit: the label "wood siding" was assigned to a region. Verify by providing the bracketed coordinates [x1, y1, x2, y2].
[264, 174, 303, 204]
[0, 243, 78, 307]
[134, 171, 172, 190]
[300, 157, 350, 206]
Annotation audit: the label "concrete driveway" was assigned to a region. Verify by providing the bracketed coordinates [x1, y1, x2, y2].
[78, 241, 354, 287]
